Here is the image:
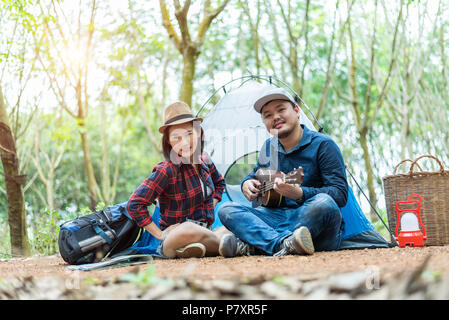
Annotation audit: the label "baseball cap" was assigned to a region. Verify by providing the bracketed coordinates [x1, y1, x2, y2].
[253, 87, 295, 113]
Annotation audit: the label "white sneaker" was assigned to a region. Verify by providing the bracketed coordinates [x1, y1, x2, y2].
[274, 226, 315, 256]
[175, 242, 206, 258]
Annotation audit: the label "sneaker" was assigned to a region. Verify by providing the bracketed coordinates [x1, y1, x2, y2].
[274, 226, 315, 256]
[219, 234, 254, 258]
[175, 242, 206, 258]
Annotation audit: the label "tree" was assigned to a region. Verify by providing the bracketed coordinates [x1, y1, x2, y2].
[239, 0, 263, 74]
[101, 0, 167, 155]
[36, 0, 101, 210]
[332, 0, 403, 220]
[98, 88, 126, 205]
[159, 0, 230, 106]
[0, 0, 40, 256]
[31, 110, 68, 210]
[0, 86, 31, 256]
[382, 0, 444, 159]
[315, 0, 341, 120]
[263, 0, 311, 95]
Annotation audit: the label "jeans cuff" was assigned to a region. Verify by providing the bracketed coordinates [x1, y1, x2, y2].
[275, 231, 293, 253]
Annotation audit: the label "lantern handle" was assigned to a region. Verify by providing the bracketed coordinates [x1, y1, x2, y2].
[408, 194, 422, 203]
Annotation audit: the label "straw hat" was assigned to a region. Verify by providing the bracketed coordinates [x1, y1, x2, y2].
[158, 101, 203, 133]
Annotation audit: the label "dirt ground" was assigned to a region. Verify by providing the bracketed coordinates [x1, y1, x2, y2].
[1, 246, 449, 283]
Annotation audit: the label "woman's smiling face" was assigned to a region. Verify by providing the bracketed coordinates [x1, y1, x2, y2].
[168, 121, 200, 159]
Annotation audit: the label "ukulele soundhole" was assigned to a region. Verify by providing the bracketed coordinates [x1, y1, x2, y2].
[254, 167, 304, 208]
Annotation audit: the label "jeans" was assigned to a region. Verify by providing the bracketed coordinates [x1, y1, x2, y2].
[218, 193, 342, 255]
[155, 238, 166, 258]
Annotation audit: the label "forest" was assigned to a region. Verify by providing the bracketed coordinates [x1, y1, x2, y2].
[1, 0, 448, 258]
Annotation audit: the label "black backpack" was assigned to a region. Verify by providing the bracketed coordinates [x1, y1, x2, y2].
[58, 202, 141, 265]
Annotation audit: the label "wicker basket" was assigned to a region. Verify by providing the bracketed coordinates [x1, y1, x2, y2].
[383, 155, 449, 246]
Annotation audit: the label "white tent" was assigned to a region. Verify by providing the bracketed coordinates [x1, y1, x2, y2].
[201, 80, 316, 177]
[199, 77, 392, 249]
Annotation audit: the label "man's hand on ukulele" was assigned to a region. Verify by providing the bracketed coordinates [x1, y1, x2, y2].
[273, 174, 303, 200]
[242, 179, 261, 201]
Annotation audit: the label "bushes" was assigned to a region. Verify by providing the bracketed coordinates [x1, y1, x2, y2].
[0, 204, 107, 258]
[29, 202, 108, 256]
[0, 223, 10, 259]
[29, 208, 61, 256]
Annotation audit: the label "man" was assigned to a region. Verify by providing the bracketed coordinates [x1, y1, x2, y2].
[218, 86, 348, 257]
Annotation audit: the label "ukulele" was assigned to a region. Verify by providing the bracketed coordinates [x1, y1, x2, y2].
[252, 167, 304, 208]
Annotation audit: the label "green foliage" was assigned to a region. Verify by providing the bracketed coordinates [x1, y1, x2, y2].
[119, 265, 171, 289]
[119, 265, 156, 285]
[95, 201, 107, 212]
[0, 223, 11, 259]
[272, 275, 285, 285]
[371, 208, 393, 242]
[29, 208, 62, 256]
[225, 152, 259, 185]
[421, 270, 441, 281]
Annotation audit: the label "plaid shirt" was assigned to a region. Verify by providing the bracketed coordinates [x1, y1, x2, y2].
[127, 154, 226, 229]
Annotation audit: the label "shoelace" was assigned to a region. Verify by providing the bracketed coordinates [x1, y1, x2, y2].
[236, 239, 254, 256]
[273, 247, 288, 257]
[273, 236, 294, 257]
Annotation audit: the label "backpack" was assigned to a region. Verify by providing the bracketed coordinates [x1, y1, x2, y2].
[58, 202, 141, 265]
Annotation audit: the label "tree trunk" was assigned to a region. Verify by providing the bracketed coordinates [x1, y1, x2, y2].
[291, 61, 301, 95]
[159, 0, 229, 107]
[100, 102, 111, 204]
[400, 104, 411, 160]
[180, 49, 197, 106]
[1, 156, 30, 256]
[345, 8, 379, 221]
[359, 129, 378, 221]
[0, 86, 31, 257]
[316, 0, 340, 120]
[79, 128, 100, 210]
[46, 172, 55, 210]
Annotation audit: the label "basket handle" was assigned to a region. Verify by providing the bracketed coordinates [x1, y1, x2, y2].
[409, 155, 445, 175]
[393, 159, 423, 175]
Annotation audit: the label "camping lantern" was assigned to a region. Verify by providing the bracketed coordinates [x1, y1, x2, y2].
[395, 194, 427, 247]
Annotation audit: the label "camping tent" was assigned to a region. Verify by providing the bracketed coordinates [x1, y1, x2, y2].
[130, 76, 392, 255]
[199, 79, 316, 177]
[200, 77, 391, 249]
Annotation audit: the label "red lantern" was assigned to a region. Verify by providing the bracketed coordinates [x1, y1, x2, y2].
[394, 194, 427, 247]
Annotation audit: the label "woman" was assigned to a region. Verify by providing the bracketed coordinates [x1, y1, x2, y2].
[127, 101, 228, 258]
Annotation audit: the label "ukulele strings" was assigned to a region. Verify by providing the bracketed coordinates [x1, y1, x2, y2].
[258, 178, 297, 192]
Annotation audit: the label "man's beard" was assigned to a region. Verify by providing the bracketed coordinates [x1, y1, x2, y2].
[273, 125, 295, 139]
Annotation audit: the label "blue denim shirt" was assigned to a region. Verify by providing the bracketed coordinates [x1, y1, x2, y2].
[241, 125, 348, 208]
